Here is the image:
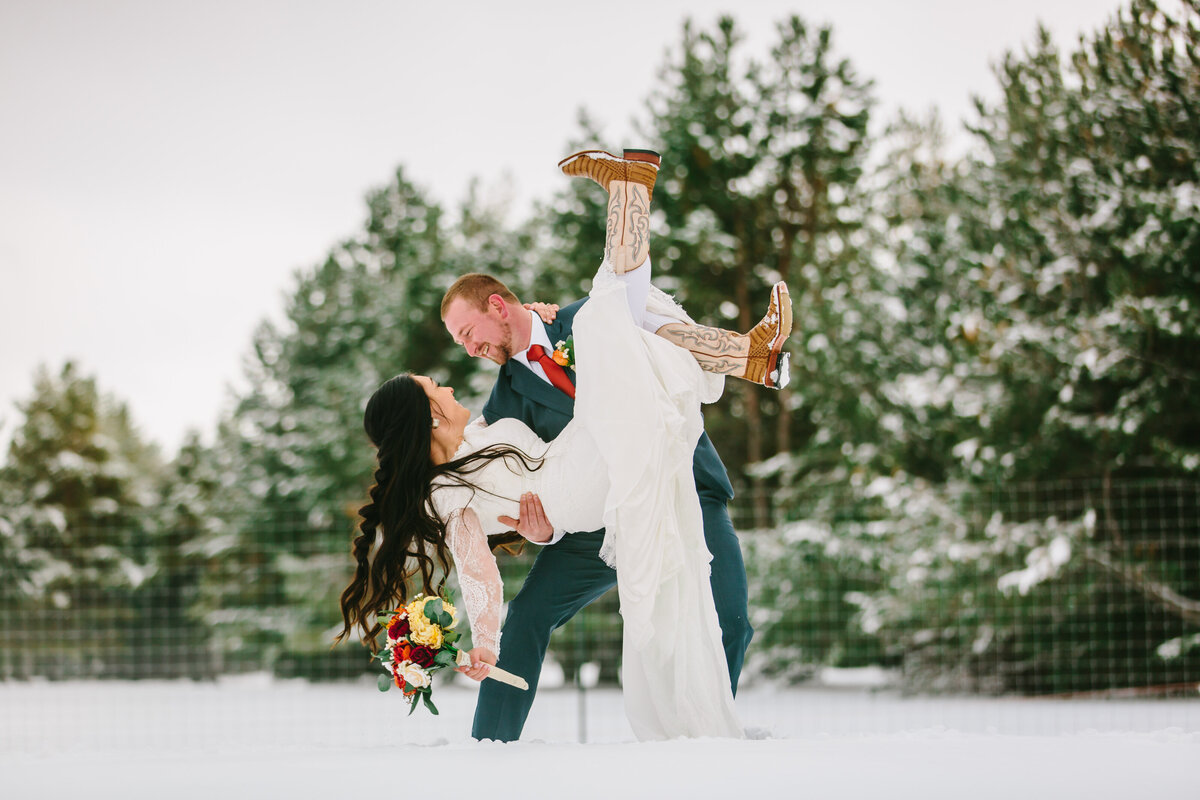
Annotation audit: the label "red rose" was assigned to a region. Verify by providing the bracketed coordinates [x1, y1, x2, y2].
[388, 614, 410, 639]
[409, 645, 436, 668]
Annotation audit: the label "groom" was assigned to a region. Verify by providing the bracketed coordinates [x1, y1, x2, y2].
[439, 151, 752, 743]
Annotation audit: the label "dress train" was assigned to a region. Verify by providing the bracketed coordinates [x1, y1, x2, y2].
[573, 269, 742, 740]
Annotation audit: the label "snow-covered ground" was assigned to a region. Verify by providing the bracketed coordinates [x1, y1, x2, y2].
[3, 678, 1198, 799]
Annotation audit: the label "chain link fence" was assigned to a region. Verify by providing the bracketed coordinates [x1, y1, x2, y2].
[738, 477, 1200, 695]
[2, 478, 1198, 745]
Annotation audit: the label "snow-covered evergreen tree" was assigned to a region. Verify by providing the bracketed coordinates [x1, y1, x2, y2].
[948, 0, 1200, 483]
[750, 0, 1200, 692]
[0, 362, 161, 677]
[212, 169, 554, 674]
[645, 16, 886, 529]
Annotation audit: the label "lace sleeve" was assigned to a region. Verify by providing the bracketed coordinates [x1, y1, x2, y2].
[445, 507, 503, 655]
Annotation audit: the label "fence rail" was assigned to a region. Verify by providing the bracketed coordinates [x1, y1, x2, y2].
[2, 478, 1198, 737]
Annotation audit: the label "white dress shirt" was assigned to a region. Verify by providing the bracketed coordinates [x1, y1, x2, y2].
[511, 308, 557, 386]
[510, 307, 568, 545]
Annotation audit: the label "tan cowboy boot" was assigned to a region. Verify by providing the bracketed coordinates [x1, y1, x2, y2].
[603, 179, 651, 273]
[558, 148, 660, 198]
[560, 149, 660, 274]
[657, 282, 793, 389]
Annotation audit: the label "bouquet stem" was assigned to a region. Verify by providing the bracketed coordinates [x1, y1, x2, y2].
[455, 649, 529, 690]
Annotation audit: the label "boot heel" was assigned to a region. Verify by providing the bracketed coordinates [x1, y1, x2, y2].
[745, 282, 793, 389]
[623, 149, 661, 168]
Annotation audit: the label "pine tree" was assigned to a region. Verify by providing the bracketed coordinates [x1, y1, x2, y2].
[736, 1, 1200, 690]
[137, 430, 230, 678]
[0, 362, 161, 678]
[950, 0, 1200, 483]
[214, 168, 555, 674]
[539, 109, 628, 303]
[839, 0, 1200, 692]
[646, 16, 881, 526]
[646, 17, 764, 520]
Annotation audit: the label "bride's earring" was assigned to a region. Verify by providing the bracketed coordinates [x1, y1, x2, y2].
[431, 418, 440, 429]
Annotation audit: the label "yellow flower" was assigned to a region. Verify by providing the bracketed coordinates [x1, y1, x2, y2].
[404, 595, 457, 646]
[404, 594, 431, 618]
[441, 599, 459, 629]
[409, 614, 444, 648]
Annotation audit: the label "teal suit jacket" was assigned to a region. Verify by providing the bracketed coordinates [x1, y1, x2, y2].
[480, 298, 734, 512]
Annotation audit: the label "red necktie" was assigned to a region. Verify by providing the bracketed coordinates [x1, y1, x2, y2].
[526, 344, 576, 399]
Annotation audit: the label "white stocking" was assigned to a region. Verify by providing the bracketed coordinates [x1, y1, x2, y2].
[612, 257, 676, 333]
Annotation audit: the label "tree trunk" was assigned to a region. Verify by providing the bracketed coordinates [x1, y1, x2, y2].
[777, 223, 795, 454]
[736, 244, 767, 529]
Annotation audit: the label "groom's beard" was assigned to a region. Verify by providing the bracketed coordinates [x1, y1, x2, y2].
[484, 320, 515, 364]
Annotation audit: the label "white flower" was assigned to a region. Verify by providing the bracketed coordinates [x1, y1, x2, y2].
[399, 662, 430, 689]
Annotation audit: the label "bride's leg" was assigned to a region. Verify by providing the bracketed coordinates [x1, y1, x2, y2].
[605, 181, 651, 275]
[614, 255, 652, 330]
[559, 152, 656, 326]
[560, 148, 790, 387]
[559, 149, 659, 275]
[656, 282, 794, 389]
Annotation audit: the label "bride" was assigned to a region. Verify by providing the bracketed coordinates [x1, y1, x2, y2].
[337, 150, 791, 740]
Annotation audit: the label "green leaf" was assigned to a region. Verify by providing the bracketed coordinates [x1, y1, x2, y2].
[406, 695, 418, 716]
[434, 649, 457, 668]
[443, 630, 460, 644]
[422, 692, 439, 715]
[424, 599, 444, 624]
[437, 610, 453, 628]
[377, 674, 391, 692]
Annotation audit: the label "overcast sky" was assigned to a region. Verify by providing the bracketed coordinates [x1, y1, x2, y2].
[0, 0, 1126, 455]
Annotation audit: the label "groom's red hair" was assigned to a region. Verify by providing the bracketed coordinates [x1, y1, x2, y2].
[440, 273, 520, 318]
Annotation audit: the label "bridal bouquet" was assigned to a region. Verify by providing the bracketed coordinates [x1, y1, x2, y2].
[375, 593, 529, 715]
[376, 594, 462, 715]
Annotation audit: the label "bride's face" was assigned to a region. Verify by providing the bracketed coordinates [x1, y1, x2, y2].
[415, 374, 465, 417]
[413, 374, 470, 435]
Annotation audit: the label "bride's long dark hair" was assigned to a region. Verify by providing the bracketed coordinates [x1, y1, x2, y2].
[336, 373, 542, 651]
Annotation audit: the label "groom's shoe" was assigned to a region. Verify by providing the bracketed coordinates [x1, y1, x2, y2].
[743, 282, 793, 389]
[559, 149, 660, 199]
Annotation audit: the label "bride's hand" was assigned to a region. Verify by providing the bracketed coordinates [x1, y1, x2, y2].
[498, 492, 554, 544]
[524, 302, 559, 324]
[455, 647, 496, 682]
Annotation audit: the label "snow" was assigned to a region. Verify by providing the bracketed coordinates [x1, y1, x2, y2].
[2, 680, 1197, 799]
[5, 733, 1198, 800]
[997, 535, 1073, 596]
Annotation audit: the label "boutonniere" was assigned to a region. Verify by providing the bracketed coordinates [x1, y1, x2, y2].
[552, 338, 575, 369]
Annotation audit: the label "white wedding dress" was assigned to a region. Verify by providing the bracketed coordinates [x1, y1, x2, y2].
[429, 262, 743, 740]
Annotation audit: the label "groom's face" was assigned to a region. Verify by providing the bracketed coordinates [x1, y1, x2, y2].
[443, 295, 515, 365]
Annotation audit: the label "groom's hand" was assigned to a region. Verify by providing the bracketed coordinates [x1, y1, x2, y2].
[498, 492, 554, 543]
